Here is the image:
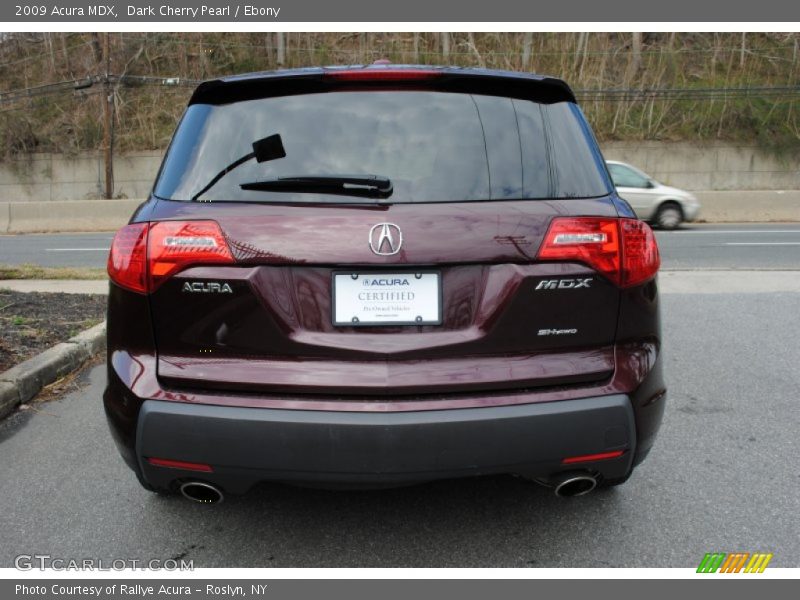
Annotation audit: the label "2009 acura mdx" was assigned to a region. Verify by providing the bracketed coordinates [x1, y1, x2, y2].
[104, 65, 666, 502]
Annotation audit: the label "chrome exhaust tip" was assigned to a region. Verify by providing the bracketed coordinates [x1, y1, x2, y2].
[552, 473, 597, 498]
[179, 481, 224, 504]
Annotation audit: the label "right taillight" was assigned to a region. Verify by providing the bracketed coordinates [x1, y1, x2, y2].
[107, 220, 235, 294]
[618, 218, 661, 287]
[537, 217, 659, 288]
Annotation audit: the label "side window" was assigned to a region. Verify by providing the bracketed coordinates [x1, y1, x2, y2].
[472, 95, 523, 200]
[608, 164, 651, 189]
[544, 102, 613, 198]
[513, 99, 551, 198]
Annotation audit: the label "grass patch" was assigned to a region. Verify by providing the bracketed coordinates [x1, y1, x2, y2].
[0, 264, 107, 281]
[0, 290, 107, 373]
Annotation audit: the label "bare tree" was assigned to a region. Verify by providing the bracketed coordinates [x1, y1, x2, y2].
[90, 32, 102, 65]
[574, 32, 586, 70]
[631, 32, 643, 75]
[522, 32, 533, 69]
[276, 32, 285, 66]
[60, 33, 72, 77]
[466, 33, 485, 67]
[45, 33, 56, 74]
[740, 32, 746, 68]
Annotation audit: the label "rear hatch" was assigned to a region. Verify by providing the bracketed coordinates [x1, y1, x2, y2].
[145, 68, 623, 398]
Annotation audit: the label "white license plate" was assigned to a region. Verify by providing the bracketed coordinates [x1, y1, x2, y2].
[333, 272, 442, 326]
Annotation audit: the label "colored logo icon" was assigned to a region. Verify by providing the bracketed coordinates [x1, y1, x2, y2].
[696, 552, 773, 573]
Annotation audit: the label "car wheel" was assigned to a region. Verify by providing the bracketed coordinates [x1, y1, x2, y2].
[654, 203, 683, 230]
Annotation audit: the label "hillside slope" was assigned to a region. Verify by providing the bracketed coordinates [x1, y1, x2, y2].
[1, 32, 799, 158]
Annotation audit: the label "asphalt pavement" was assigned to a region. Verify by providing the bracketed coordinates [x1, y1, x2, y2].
[654, 223, 800, 270]
[0, 232, 113, 268]
[0, 270, 798, 568]
[1, 223, 800, 270]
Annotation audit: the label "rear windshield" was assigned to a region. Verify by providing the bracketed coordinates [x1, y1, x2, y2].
[154, 91, 612, 203]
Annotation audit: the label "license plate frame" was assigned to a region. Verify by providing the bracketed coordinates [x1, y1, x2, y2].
[332, 271, 442, 327]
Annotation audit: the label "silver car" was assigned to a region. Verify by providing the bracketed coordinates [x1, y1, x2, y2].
[606, 160, 701, 230]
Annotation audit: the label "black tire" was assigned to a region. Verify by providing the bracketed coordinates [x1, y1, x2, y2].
[654, 202, 683, 230]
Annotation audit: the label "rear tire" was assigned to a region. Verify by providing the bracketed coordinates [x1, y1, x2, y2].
[654, 202, 683, 230]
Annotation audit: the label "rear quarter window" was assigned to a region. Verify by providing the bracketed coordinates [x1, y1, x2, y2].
[544, 102, 613, 198]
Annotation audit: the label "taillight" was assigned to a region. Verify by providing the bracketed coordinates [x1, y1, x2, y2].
[537, 217, 660, 288]
[538, 217, 621, 284]
[324, 68, 441, 82]
[107, 220, 234, 294]
[107, 223, 148, 294]
[619, 218, 661, 287]
[147, 220, 234, 291]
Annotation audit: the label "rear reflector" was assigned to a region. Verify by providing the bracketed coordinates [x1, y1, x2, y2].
[107, 220, 235, 294]
[561, 450, 625, 465]
[147, 457, 213, 472]
[325, 68, 441, 82]
[537, 217, 660, 288]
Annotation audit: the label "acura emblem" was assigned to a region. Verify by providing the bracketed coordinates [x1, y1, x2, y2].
[368, 223, 402, 256]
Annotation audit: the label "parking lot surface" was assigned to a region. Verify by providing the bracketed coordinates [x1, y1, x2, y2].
[0, 271, 797, 567]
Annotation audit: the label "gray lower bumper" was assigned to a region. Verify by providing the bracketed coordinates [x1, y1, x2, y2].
[136, 395, 636, 493]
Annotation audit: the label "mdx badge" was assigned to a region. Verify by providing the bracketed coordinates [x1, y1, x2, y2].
[182, 282, 233, 294]
[535, 278, 592, 290]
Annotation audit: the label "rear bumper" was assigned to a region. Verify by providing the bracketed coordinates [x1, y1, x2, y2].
[135, 394, 636, 493]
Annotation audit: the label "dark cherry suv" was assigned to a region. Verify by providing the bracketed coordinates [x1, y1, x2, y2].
[104, 65, 665, 502]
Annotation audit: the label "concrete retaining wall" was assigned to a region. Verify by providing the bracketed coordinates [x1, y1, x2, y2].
[0, 143, 799, 204]
[0, 151, 162, 203]
[602, 142, 800, 191]
[0, 143, 797, 231]
[0, 199, 142, 233]
[694, 190, 799, 222]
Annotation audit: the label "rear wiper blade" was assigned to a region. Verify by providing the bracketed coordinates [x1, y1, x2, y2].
[240, 175, 393, 199]
[191, 133, 287, 201]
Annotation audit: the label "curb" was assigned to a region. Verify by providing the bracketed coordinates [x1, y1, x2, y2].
[0, 321, 106, 419]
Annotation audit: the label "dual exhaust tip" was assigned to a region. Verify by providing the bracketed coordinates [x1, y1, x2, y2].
[179, 481, 224, 504]
[551, 472, 598, 498]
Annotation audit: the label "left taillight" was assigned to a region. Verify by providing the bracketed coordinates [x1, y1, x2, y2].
[107, 220, 234, 294]
[147, 220, 234, 291]
[107, 222, 149, 294]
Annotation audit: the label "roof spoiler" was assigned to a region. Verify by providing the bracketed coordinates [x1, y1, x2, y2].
[189, 65, 577, 106]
